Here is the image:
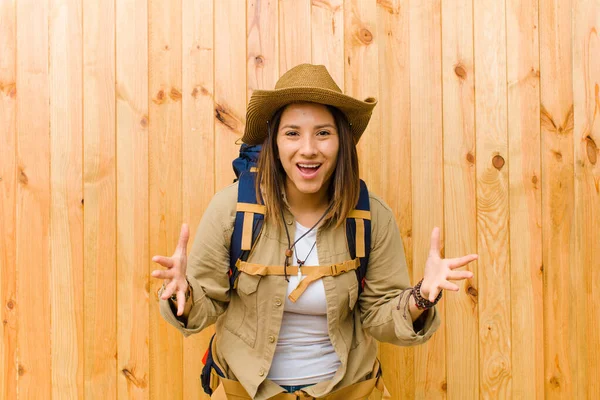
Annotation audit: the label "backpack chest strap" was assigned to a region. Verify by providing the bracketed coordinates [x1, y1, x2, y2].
[235, 259, 360, 302]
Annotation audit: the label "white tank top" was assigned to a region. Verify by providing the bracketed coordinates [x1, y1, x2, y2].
[267, 222, 341, 386]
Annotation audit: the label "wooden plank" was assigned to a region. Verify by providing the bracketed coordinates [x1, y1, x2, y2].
[374, 1, 414, 398]
[408, 1, 446, 397]
[279, 0, 311, 73]
[539, 0, 574, 397]
[116, 0, 150, 397]
[83, 0, 117, 397]
[182, 0, 215, 398]
[344, 0, 382, 194]
[312, 0, 344, 89]
[506, 0, 543, 399]
[215, 0, 246, 189]
[49, 0, 84, 396]
[0, 1, 17, 398]
[571, 2, 600, 398]
[473, 0, 512, 398]
[247, 0, 278, 97]
[441, 0, 478, 398]
[149, 0, 183, 397]
[16, 0, 52, 397]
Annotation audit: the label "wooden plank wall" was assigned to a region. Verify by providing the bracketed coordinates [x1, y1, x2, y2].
[0, 0, 599, 399]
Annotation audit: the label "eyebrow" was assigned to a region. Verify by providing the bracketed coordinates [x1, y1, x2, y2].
[279, 123, 336, 130]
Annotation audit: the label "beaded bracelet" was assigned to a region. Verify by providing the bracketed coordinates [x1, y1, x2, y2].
[412, 279, 442, 310]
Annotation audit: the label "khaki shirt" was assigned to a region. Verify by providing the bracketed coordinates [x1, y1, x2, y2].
[158, 182, 440, 399]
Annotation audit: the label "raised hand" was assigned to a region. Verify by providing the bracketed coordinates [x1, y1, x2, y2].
[151, 223, 190, 316]
[420, 227, 477, 303]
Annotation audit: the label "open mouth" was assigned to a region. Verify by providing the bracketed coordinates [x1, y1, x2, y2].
[297, 163, 321, 177]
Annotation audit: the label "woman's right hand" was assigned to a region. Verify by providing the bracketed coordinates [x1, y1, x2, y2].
[151, 223, 190, 316]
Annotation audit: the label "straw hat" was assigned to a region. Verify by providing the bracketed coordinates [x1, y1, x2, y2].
[242, 64, 377, 145]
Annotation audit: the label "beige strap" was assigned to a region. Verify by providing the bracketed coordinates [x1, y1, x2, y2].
[347, 210, 371, 220]
[235, 259, 360, 303]
[210, 363, 390, 400]
[241, 212, 254, 251]
[355, 218, 365, 258]
[249, 166, 258, 172]
[237, 202, 266, 214]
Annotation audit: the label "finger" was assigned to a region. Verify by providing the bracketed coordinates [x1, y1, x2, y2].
[447, 270, 474, 280]
[438, 281, 460, 293]
[176, 290, 186, 316]
[160, 280, 177, 300]
[447, 254, 478, 269]
[177, 223, 190, 253]
[151, 269, 174, 280]
[427, 287, 441, 303]
[429, 227, 441, 255]
[152, 255, 174, 269]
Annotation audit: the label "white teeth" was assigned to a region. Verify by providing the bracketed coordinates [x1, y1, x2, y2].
[298, 163, 321, 169]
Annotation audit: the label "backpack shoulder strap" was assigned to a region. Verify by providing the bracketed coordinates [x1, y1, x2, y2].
[346, 179, 371, 295]
[229, 171, 265, 288]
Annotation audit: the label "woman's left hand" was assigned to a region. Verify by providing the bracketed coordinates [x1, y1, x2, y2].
[420, 227, 477, 302]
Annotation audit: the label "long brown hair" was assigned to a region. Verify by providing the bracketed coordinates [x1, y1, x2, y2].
[254, 103, 360, 229]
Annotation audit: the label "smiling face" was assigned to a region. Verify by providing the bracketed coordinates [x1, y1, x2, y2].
[276, 102, 340, 206]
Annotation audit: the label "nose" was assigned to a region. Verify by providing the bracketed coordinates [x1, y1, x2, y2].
[299, 134, 318, 157]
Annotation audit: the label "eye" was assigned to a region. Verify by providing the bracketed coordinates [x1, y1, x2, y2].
[316, 130, 331, 136]
[284, 130, 299, 136]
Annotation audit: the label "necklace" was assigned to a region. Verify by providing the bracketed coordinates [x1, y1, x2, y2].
[280, 203, 333, 282]
[294, 239, 317, 281]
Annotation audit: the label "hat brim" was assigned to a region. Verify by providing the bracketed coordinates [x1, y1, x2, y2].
[242, 87, 377, 145]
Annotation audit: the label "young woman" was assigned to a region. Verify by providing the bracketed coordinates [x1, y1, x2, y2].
[151, 64, 477, 400]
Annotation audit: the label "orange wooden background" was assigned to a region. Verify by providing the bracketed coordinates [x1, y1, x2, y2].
[1, 0, 599, 399]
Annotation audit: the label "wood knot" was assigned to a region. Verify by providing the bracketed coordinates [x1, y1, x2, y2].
[81, 199, 84, 205]
[191, 87, 199, 98]
[169, 88, 182, 101]
[359, 28, 373, 44]
[7, 300, 14, 310]
[153, 90, 166, 104]
[215, 105, 238, 131]
[492, 155, 505, 170]
[9, 86, 16, 98]
[255, 55, 265, 67]
[467, 286, 478, 297]
[549, 376, 560, 388]
[553, 150, 562, 162]
[18, 168, 28, 185]
[585, 136, 597, 165]
[454, 64, 467, 80]
[441, 381, 447, 391]
[17, 364, 25, 376]
[121, 368, 147, 388]
[466, 152, 475, 164]
[532, 175, 538, 185]
[164, 44, 170, 51]
[140, 116, 148, 128]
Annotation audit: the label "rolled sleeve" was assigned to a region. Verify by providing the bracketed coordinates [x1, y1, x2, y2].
[359, 196, 441, 346]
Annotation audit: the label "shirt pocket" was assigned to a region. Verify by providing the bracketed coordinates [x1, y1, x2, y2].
[224, 272, 261, 348]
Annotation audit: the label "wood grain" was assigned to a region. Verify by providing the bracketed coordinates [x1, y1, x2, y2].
[540, 0, 574, 397]
[375, 0, 414, 398]
[312, 0, 344, 90]
[215, 0, 247, 189]
[83, 0, 117, 397]
[279, 0, 312, 73]
[474, 0, 512, 398]
[49, 0, 84, 397]
[149, 0, 184, 397]
[506, 0, 544, 399]
[441, 0, 478, 398]
[16, 0, 52, 397]
[116, 0, 150, 398]
[248, 0, 279, 98]
[183, 0, 216, 398]
[409, 1, 446, 398]
[572, 2, 600, 397]
[0, 1, 17, 399]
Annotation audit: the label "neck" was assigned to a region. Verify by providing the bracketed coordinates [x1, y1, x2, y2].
[284, 180, 330, 222]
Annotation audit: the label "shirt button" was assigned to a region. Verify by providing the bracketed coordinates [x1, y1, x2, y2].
[275, 298, 282, 307]
[268, 335, 276, 343]
[259, 369, 265, 377]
